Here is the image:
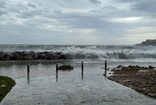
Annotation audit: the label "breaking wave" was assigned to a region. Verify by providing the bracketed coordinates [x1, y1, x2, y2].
[0, 44, 156, 60]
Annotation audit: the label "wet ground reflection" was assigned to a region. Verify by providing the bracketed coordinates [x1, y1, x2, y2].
[1, 60, 156, 105]
[56, 69, 58, 82]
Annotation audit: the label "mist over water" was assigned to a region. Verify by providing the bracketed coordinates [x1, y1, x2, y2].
[0, 44, 156, 61]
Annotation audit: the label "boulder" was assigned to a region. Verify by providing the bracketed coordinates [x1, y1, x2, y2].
[12, 51, 35, 60]
[148, 65, 155, 69]
[0, 51, 66, 60]
[57, 64, 74, 70]
[0, 52, 14, 60]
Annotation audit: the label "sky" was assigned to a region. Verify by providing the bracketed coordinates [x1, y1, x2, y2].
[0, 0, 156, 45]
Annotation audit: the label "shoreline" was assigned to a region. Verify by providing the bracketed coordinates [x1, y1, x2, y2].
[108, 65, 156, 99]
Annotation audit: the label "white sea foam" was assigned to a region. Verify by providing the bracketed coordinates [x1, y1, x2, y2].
[0, 45, 156, 61]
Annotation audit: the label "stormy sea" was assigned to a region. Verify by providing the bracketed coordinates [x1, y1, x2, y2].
[0, 44, 156, 61]
[1, 44, 156, 105]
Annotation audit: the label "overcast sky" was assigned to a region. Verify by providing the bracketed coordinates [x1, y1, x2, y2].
[0, 0, 156, 45]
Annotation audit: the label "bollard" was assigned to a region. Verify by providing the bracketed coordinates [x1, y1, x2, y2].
[56, 64, 58, 71]
[27, 65, 30, 84]
[81, 61, 84, 80]
[56, 64, 58, 82]
[81, 61, 83, 71]
[104, 60, 107, 77]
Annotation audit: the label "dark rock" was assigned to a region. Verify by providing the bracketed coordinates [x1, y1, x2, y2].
[12, 51, 35, 60]
[117, 65, 123, 68]
[47, 53, 60, 60]
[60, 54, 66, 59]
[148, 65, 155, 69]
[36, 52, 60, 60]
[58, 64, 74, 70]
[128, 65, 133, 68]
[66, 54, 75, 59]
[55, 52, 63, 55]
[0, 52, 14, 60]
[0, 51, 66, 60]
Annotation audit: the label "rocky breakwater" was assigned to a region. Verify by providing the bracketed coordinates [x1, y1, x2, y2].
[108, 65, 156, 99]
[0, 51, 66, 60]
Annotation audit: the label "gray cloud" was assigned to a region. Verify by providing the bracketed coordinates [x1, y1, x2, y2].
[115, 0, 156, 15]
[89, 0, 101, 4]
[115, 0, 137, 3]
[17, 3, 29, 11]
[0, 1, 7, 15]
[0, 1, 6, 8]
[18, 9, 50, 19]
[0, 23, 71, 44]
[0, 2, 29, 16]
[44, 9, 128, 37]
[0, 9, 7, 16]
[0, 0, 156, 45]
[18, 10, 42, 18]
[27, 2, 36, 8]
[133, 1, 156, 12]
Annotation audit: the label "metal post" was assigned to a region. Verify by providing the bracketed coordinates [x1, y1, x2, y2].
[56, 64, 58, 71]
[27, 65, 30, 84]
[81, 61, 83, 71]
[81, 61, 84, 80]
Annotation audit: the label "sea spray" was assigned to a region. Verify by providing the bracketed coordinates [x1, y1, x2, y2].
[0, 45, 156, 60]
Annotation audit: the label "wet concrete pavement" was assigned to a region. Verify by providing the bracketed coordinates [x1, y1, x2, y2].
[1, 63, 156, 105]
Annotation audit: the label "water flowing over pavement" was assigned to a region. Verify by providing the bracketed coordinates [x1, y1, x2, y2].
[1, 61, 156, 105]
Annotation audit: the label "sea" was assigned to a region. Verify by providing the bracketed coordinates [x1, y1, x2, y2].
[0, 44, 156, 62]
[1, 44, 156, 105]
